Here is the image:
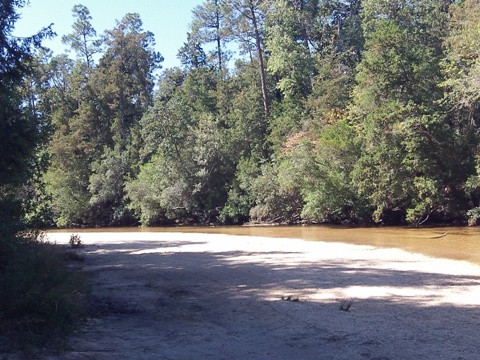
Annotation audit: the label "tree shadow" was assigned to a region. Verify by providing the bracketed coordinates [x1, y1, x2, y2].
[57, 236, 480, 359]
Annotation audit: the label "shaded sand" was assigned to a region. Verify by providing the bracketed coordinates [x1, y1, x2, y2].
[19, 232, 480, 358]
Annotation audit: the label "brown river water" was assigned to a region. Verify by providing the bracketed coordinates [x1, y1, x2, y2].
[49, 225, 480, 265]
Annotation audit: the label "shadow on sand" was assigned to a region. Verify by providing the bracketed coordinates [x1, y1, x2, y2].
[33, 235, 480, 359]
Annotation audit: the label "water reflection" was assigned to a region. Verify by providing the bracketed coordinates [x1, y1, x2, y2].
[49, 225, 480, 265]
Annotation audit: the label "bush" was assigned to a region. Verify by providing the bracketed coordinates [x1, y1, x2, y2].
[249, 163, 303, 224]
[0, 232, 86, 349]
[69, 234, 82, 248]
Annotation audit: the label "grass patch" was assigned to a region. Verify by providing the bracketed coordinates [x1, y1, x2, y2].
[0, 231, 87, 350]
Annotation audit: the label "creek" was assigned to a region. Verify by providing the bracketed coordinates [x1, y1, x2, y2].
[49, 225, 480, 265]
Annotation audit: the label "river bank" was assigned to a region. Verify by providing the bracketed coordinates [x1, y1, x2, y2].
[47, 224, 480, 264]
[18, 232, 480, 359]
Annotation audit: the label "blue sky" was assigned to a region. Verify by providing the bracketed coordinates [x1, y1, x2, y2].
[14, 0, 204, 69]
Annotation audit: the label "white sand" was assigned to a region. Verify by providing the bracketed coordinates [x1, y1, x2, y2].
[41, 232, 480, 359]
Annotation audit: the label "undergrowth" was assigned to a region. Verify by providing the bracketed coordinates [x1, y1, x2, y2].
[0, 231, 87, 350]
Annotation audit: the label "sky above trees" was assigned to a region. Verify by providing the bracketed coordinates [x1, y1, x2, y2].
[13, 0, 203, 69]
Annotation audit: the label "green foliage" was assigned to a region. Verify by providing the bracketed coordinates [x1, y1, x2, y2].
[0, 2, 86, 349]
[348, 0, 464, 224]
[443, 0, 480, 116]
[266, 0, 313, 100]
[464, 157, 480, 225]
[222, 60, 268, 158]
[44, 109, 94, 226]
[220, 156, 261, 224]
[126, 66, 235, 225]
[189, 0, 230, 71]
[17, 0, 480, 227]
[0, 0, 54, 230]
[0, 233, 86, 347]
[441, 0, 480, 224]
[61, 4, 102, 68]
[249, 161, 304, 224]
[125, 154, 171, 225]
[268, 98, 305, 152]
[297, 120, 370, 223]
[89, 146, 134, 226]
[42, 9, 163, 227]
[307, 51, 356, 124]
[178, 33, 207, 70]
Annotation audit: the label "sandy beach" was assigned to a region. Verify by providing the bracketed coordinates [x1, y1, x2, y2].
[33, 231, 480, 359]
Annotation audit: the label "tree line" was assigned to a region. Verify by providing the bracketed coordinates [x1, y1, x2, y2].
[17, 0, 480, 227]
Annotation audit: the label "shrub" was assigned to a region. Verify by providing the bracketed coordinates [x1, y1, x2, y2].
[69, 234, 82, 248]
[0, 232, 86, 348]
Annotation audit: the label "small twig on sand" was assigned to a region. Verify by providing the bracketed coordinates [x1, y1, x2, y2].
[431, 232, 448, 239]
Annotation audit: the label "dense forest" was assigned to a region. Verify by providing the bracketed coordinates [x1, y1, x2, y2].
[11, 0, 480, 228]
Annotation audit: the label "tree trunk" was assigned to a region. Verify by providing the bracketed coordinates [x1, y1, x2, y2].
[248, 1, 269, 116]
